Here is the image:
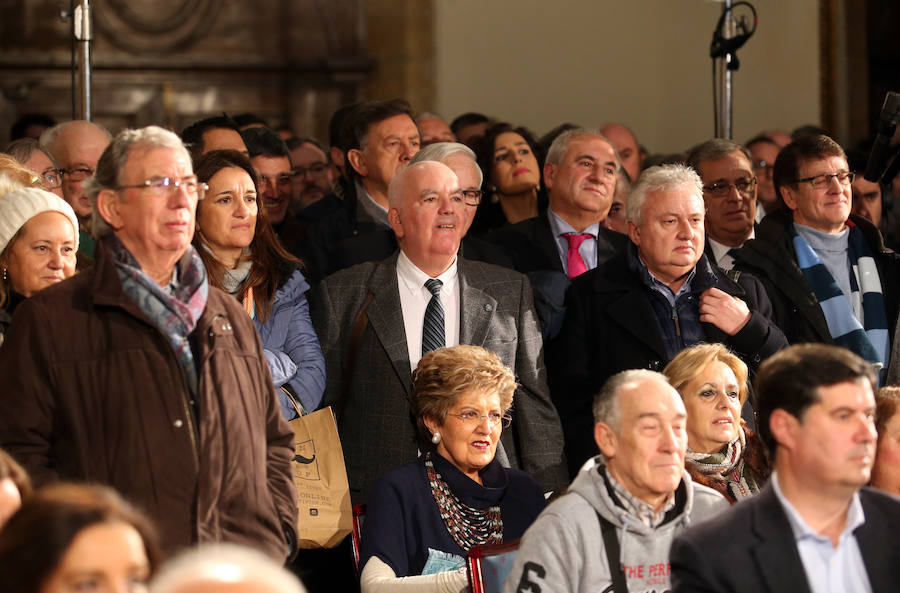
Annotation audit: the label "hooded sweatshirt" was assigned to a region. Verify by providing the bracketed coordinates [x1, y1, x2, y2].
[504, 459, 727, 593]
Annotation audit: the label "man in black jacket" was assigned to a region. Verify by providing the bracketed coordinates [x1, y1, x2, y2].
[734, 135, 900, 379]
[548, 164, 787, 477]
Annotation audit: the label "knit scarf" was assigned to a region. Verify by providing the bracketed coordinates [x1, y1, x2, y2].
[105, 234, 209, 394]
[791, 222, 889, 369]
[685, 427, 758, 501]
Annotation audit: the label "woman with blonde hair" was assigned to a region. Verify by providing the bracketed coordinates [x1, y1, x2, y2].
[359, 345, 545, 592]
[871, 386, 900, 496]
[664, 343, 769, 502]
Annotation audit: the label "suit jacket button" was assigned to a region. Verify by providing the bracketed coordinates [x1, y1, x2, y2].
[174, 419, 184, 428]
[484, 304, 493, 312]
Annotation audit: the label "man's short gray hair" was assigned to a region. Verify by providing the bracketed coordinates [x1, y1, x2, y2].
[593, 369, 671, 431]
[414, 112, 446, 123]
[546, 128, 620, 168]
[387, 160, 456, 209]
[685, 138, 751, 174]
[410, 141, 483, 187]
[4, 138, 60, 170]
[149, 543, 306, 593]
[626, 164, 704, 225]
[84, 125, 190, 239]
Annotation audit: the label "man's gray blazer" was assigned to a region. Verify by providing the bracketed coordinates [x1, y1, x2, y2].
[312, 252, 568, 503]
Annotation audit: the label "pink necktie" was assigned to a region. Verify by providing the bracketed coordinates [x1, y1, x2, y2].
[563, 232, 591, 278]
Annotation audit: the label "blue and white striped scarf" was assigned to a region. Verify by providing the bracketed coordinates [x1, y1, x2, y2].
[791, 222, 889, 370]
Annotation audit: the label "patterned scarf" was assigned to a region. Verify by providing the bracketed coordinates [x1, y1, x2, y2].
[425, 453, 502, 552]
[685, 427, 758, 501]
[105, 234, 209, 394]
[791, 222, 889, 369]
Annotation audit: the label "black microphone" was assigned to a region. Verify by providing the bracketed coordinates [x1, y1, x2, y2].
[864, 91, 900, 182]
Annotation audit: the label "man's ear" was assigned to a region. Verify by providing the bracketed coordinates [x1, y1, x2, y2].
[594, 422, 617, 459]
[96, 189, 123, 231]
[346, 148, 368, 177]
[543, 162, 557, 189]
[627, 220, 640, 246]
[769, 408, 798, 451]
[780, 185, 798, 211]
[388, 206, 404, 239]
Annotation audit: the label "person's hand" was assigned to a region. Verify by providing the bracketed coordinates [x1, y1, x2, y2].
[699, 288, 750, 336]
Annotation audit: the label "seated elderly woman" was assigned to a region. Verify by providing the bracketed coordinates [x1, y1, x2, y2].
[358, 345, 546, 592]
[0, 483, 161, 592]
[871, 386, 900, 496]
[0, 187, 79, 340]
[663, 343, 769, 502]
[0, 448, 31, 531]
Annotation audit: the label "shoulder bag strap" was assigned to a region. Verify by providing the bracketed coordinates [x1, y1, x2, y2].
[595, 511, 628, 593]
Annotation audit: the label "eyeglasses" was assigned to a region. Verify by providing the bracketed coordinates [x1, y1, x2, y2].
[702, 177, 758, 198]
[447, 411, 512, 428]
[258, 174, 293, 191]
[38, 168, 62, 190]
[462, 189, 483, 206]
[59, 167, 94, 181]
[793, 171, 855, 189]
[752, 159, 773, 174]
[292, 164, 329, 178]
[117, 176, 208, 200]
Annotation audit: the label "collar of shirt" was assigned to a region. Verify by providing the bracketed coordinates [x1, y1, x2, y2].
[771, 472, 866, 545]
[355, 179, 391, 228]
[602, 465, 676, 528]
[630, 245, 696, 308]
[708, 229, 754, 270]
[396, 250, 458, 297]
[547, 206, 600, 273]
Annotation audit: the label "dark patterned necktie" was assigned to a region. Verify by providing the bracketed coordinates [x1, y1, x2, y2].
[422, 278, 445, 355]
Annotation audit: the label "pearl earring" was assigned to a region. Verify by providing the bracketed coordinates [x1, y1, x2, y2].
[431, 432, 441, 445]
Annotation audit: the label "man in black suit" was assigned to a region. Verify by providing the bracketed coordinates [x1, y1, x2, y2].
[489, 128, 627, 277]
[671, 344, 900, 593]
[686, 138, 759, 271]
[547, 164, 787, 477]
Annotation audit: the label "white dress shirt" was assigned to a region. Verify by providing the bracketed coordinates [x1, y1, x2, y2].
[396, 251, 460, 370]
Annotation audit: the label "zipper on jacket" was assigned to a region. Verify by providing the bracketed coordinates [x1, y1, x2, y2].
[672, 305, 681, 337]
[178, 384, 201, 471]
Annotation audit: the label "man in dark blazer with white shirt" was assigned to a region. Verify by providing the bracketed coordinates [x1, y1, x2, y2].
[312, 161, 567, 503]
[671, 344, 900, 593]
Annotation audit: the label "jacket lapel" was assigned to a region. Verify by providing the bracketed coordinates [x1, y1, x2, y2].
[535, 214, 565, 274]
[749, 487, 813, 593]
[599, 256, 668, 361]
[457, 258, 496, 347]
[363, 255, 414, 396]
[855, 489, 899, 593]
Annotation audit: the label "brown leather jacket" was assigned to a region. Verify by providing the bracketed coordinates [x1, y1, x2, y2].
[0, 244, 297, 560]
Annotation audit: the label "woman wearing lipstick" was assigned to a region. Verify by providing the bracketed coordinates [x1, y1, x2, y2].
[358, 345, 546, 593]
[663, 343, 769, 503]
[0, 187, 78, 342]
[471, 123, 545, 236]
[193, 149, 324, 419]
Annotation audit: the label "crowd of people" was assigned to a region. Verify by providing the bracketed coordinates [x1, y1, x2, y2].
[0, 101, 899, 592]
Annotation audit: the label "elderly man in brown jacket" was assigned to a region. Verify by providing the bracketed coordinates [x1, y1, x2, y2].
[0, 126, 298, 560]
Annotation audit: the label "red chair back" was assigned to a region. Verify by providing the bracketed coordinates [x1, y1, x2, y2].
[467, 539, 521, 593]
[351, 503, 366, 576]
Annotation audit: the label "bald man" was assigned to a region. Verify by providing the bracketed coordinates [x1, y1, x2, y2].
[41, 120, 111, 259]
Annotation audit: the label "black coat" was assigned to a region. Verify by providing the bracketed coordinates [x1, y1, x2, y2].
[547, 248, 788, 477]
[734, 208, 900, 346]
[671, 485, 900, 593]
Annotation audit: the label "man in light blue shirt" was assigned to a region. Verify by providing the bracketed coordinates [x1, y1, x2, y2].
[670, 343, 900, 593]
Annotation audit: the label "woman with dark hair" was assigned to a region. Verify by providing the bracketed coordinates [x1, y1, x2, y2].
[359, 345, 545, 592]
[471, 123, 546, 235]
[193, 149, 324, 418]
[663, 343, 770, 503]
[0, 482, 161, 593]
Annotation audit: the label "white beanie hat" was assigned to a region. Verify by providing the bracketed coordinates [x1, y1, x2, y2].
[0, 187, 80, 254]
